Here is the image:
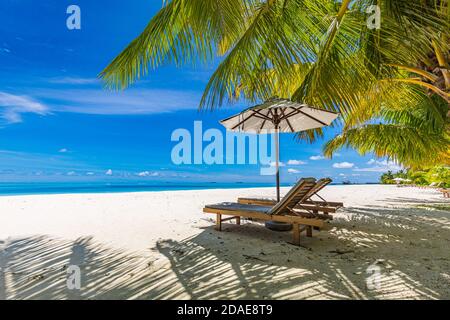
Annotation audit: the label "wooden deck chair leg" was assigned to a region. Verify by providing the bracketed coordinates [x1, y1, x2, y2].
[292, 223, 300, 246]
[312, 209, 320, 231]
[306, 226, 313, 237]
[236, 216, 241, 225]
[216, 214, 222, 231]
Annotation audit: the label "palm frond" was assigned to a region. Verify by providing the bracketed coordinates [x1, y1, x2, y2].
[324, 94, 450, 168]
[100, 0, 254, 89]
[323, 123, 449, 167]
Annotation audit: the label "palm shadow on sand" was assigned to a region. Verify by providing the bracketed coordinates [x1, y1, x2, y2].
[0, 204, 449, 299]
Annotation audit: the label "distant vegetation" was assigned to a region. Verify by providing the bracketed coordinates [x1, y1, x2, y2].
[380, 166, 450, 187]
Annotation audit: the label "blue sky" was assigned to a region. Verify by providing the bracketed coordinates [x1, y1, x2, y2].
[0, 0, 401, 184]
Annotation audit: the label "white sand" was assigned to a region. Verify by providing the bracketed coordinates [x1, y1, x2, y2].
[0, 185, 449, 300]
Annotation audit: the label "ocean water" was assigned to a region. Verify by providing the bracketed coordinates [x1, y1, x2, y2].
[0, 181, 283, 196]
[0, 181, 375, 196]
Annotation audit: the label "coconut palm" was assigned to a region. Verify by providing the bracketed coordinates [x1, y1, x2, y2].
[100, 0, 450, 167]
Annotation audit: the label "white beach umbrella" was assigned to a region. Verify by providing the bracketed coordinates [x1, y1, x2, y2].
[393, 177, 411, 184]
[220, 98, 339, 202]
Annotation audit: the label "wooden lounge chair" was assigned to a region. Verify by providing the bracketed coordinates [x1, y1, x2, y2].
[238, 178, 343, 216]
[203, 178, 331, 245]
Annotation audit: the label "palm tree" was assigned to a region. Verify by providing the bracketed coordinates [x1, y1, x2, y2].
[380, 170, 394, 184]
[100, 0, 450, 166]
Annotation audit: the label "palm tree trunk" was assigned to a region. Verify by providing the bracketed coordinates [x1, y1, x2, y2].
[431, 41, 450, 117]
[432, 40, 450, 91]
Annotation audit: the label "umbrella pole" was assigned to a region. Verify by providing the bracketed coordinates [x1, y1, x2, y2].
[265, 124, 292, 231]
[275, 126, 280, 202]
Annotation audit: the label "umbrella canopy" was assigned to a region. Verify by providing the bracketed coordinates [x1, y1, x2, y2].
[220, 98, 339, 202]
[221, 98, 338, 133]
[393, 177, 411, 183]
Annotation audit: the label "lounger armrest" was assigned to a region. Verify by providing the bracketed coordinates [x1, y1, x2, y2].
[238, 198, 339, 213]
[303, 200, 344, 207]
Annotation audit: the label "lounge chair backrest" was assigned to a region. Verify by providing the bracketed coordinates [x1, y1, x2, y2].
[306, 178, 332, 200]
[269, 177, 317, 215]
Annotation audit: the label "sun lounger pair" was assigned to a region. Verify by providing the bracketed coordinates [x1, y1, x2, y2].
[203, 178, 343, 245]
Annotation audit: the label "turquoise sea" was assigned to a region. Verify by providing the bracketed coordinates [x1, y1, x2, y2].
[0, 181, 283, 196]
[0, 181, 375, 196]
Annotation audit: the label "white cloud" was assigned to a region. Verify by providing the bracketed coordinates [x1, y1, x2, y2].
[0, 92, 48, 123]
[309, 155, 326, 161]
[66, 171, 76, 176]
[32, 88, 201, 115]
[288, 168, 301, 174]
[137, 171, 159, 177]
[287, 159, 307, 165]
[86, 172, 95, 176]
[354, 159, 403, 172]
[0, 83, 202, 123]
[332, 162, 355, 169]
[0, 149, 95, 175]
[58, 148, 68, 153]
[105, 169, 113, 176]
[49, 77, 99, 85]
[339, 173, 346, 176]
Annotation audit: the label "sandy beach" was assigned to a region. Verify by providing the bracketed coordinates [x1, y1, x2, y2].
[0, 184, 449, 300]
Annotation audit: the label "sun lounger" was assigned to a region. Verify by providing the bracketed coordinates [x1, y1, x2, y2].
[203, 178, 333, 245]
[238, 178, 343, 215]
